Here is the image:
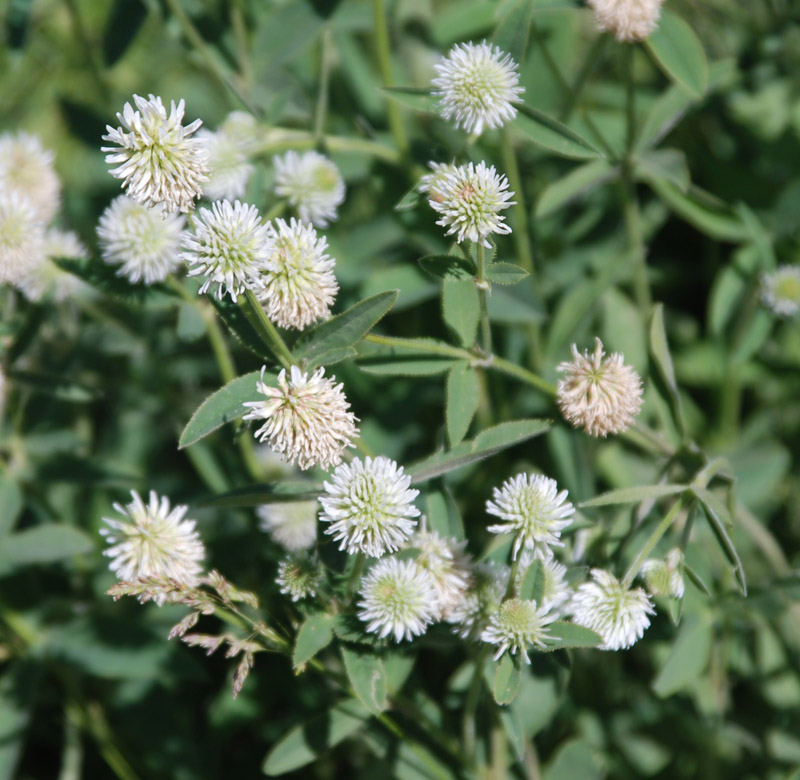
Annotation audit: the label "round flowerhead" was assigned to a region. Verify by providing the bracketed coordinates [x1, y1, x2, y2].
[257, 500, 318, 551]
[481, 597, 556, 663]
[100, 490, 205, 599]
[428, 161, 515, 248]
[17, 228, 88, 303]
[357, 557, 438, 642]
[570, 568, 655, 650]
[276, 553, 323, 602]
[557, 338, 643, 437]
[486, 473, 575, 560]
[432, 41, 524, 135]
[640, 547, 685, 599]
[220, 111, 261, 155]
[256, 218, 338, 330]
[198, 127, 253, 202]
[409, 526, 472, 619]
[761, 265, 800, 318]
[0, 131, 61, 221]
[320, 456, 420, 557]
[587, 0, 664, 42]
[273, 150, 345, 228]
[0, 191, 46, 284]
[417, 161, 458, 199]
[243, 366, 359, 471]
[97, 195, 185, 284]
[102, 94, 208, 215]
[447, 561, 509, 640]
[182, 199, 272, 301]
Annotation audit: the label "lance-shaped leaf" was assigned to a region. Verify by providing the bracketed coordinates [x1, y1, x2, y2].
[580, 484, 687, 508]
[201, 481, 322, 508]
[445, 362, 480, 446]
[646, 10, 708, 98]
[542, 622, 603, 651]
[515, 103, 603, 160]
[648, 304, 685, 437]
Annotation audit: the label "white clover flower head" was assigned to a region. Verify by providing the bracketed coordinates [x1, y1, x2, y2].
[320, 456, 419, 557]
[432, 41, 524, 135]
[417, 161, 458, 199]
[243, 366, 359, 471]
[408, 525, 472, 619]
[257, 217, 338, 330]
[17, 228, 88, 302]
[640, 547, 685, 599]
[220, 111, 261, 154]
[182, 199, 272, 300]
[481, 597, 556, 663]
[273, 150, 345, 228]
[570, 568, 655, 650]
[198, 127, 254, 202]
[447, 561, 509, 640]
[761, 265, 800, 318]
[357, 557, 438, 642]
[97, 195, 185, 285]
[276, 553, 323, 602]
[0, 191, 46, 284]
[257, 500, 318, 551]
[517, 550, 572, 615]
[587, 0, 664, 42]
[0, 131, 61, 221]
[100, 490, 205, 600]
[486, 473, 575, 560]
[428, 161, 515, 247]
[557, 338, 644, 437]
[102, 94, 208, 215]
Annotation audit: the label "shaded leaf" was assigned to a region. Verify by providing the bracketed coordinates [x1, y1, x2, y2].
[652, 614, 712, 696]
[211, 296, 272, 360]
[442, 279, 479, 347]
[418, 254, 475, 282]
[580, 484, 687, 508]
[646, 10, 708, 98]
[516, 104, 603, 160]
[635, 148, 690, 192]
[520, 558, 545, 604]
[340, 645, 388, 715]
[536, 159, 617, 218]
[493, 654, 522, 705]
[201, 482, 321, 508]
[542, 622, 603, 651]
[294, 613, 335, 668]
[381, 86, 437, 113]
[358, 355, 461, 377]
[445, 363, 480, 446]
[0, 525, 94, 573]
[0, 475, 23, 537]
[485, 262, 530, 285]
[693, 487, 747, 595]
[648, 304, 685, 436]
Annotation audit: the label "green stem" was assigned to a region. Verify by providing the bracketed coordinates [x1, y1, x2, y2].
[490, 355, 556, 395]
[621, 46, 651, 317]
[476, 243, 492, 356]
[253, 128, 400, 164]
[621, 495, 687, 588]
[164, 0, 260, 115]
[244, 290, 294, 370]
[560, 35, 609, 122]
[345, 553, 366, 600]
[463, 647, 490, 766]
[500, 129, 534, 276]
[230, 0, 251, 87]
[371, 0, 409, 156]
[313, 26, 333, 145]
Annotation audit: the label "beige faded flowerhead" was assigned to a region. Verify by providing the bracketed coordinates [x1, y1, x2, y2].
[102, 94, 209, 215]
[0, 190, 46, 284]
[0, 131, 61, 221]
[16, 228, 88, 303]
[557, 338, 643, 437]
[198, 126, 254, 202]
[242, 365, 359, 470]
[587, 0, 664, 42]
[273, 150, 345, 228]
[257, 218, 339, 330]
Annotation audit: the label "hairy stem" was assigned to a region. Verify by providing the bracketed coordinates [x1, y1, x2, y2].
[244, 289, 294, 370]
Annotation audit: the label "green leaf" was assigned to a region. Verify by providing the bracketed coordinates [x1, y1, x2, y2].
[0, 525, 94, 572]
[652, 614, 712, 696]
[0, 659, 39, 780]
[211, 296, 272, 360]
[580, 484, 687, 508]
[515, 104, 603, 160]
[648, 304, 685, 436]
[442, 280, 479, 348]
[293, 291, 398, 366]
[54, 258, 172, 305]
[178, 371, 263, 449]
[0, 475, 23, 537]
[358, 355, 461, 376]
[493, 654, 522, 705]
[200, 482, 321, 508]
[499, 705, 526, 762]
[418, 254, 475, 281]
[692, 487, 747, 595]
[542, 622, 603, 651]
[647, 179, 748, 242]
[646, 10, 708, 98]
[425, 488, 465, 541]
[381, 86, 437, 113]
[635, 83, 696, 152]
[492, 0, 535, 65]
[102, 0, 147, 66]
[445, 363, 480, 446]
[536, 159, 617, 218]
[176, 302, 206, 342]
[262, 700, 371, 776]
[485, 262, 530, 285]
[383, 652, 416, 695]
[634, 148, 690, 192]
[407, 419, 552, 483]
[520, 558, 545, 604]
[294, 613, 335, 668]
[340, 646, 388, 715]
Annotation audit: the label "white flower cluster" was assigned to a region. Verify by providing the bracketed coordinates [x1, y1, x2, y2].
[0, 131, 90, 300]
[587, 0, 664, 42]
